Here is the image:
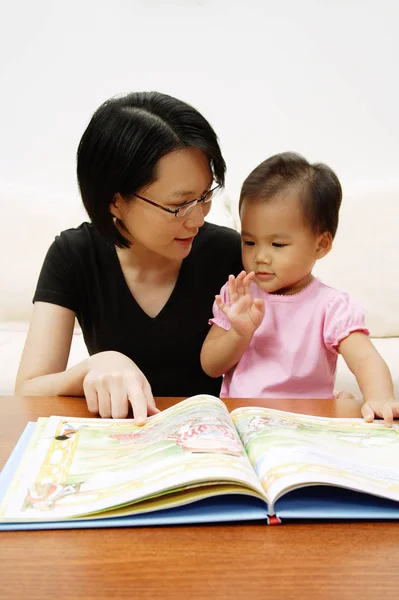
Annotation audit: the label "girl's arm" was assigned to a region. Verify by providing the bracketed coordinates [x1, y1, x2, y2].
[338, 331, 399, 426]
[200, 323, 253, 378]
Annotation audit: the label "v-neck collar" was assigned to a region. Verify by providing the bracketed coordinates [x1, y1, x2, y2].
[110, 244, 188, 322]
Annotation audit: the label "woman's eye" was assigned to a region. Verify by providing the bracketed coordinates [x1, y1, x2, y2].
[272, 243, 286, 248]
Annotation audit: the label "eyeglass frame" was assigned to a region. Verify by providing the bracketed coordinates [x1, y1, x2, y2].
[131, 184, 220, 218]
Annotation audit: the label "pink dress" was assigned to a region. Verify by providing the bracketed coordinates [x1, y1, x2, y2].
[210, 278, 369, 399]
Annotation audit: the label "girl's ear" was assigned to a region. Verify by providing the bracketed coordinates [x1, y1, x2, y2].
[315, 232, 333, 259]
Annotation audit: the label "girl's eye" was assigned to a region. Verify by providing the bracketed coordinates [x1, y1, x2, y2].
[242, 240, 255, 246]
[272, 243, 287, 248]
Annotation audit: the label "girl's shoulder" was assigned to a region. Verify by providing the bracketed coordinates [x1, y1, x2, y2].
[314, 279, 365, 316]
[313, 278, 354, 302]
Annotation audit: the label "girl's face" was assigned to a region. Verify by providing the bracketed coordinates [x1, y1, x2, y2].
[111, 147, 214, 261]
[240, 191, 331, 295]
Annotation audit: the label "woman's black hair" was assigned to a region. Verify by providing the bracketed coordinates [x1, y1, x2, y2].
[239, 152, 342, 238]
[77, 92, 226, 247]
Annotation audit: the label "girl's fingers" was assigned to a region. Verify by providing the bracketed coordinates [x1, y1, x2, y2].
[236, 271, 247, 297]
[382, 403, 394, 428]
[361, 402, 375, 423]
[243, 271, 255, 296]
[253, 298, 265, 314]
[227, 274, 237, 303]
[215, 295, 226, 312]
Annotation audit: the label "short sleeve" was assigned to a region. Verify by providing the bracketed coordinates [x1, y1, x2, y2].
[33, 234, 80, 313]
[209, 281, 232, 331]
[323, 292, 369, 353]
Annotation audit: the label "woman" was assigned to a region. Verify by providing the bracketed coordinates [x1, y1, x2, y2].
[15, 92, 242, 422]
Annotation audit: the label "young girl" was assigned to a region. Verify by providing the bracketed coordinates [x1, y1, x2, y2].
[200, 152, 398, 426]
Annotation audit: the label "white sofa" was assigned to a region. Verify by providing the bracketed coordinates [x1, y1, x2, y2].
[1, 179, 398, 398]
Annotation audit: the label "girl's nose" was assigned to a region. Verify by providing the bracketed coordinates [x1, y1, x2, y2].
[255, 251, 272, 265]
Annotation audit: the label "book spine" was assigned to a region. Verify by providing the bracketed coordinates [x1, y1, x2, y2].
[267, 515, 282, 526]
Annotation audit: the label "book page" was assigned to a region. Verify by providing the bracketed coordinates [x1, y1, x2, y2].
[231, 407, 399, 513]
[1, 395, 265, 521]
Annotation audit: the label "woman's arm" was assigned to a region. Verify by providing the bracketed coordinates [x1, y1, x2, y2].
[15, 302, 84, 396]
[15, 302, 158, 422]
[338, 331, 399, 426]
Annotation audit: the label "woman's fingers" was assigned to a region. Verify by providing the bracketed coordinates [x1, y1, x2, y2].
[96, 376, 112, 418]
[126, 376, 152, 426]
[109, 374, 130, 419]
[143, 379, 159, 416]
[83, 373, 99, 414]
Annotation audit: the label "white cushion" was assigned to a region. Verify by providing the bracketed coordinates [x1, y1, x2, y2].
[0, 323, 89, 395]
[0, 180, 87, 322]
[205, 191, 237, 230]
[314, 179, 399, 337]
[335, 337, 399, 398]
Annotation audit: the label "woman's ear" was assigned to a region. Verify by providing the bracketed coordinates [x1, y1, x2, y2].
[110, 193, 125, 219]
[315, 232, 333, 259]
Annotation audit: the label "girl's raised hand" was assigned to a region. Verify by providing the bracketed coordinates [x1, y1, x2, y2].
[215, 271, 265, 337]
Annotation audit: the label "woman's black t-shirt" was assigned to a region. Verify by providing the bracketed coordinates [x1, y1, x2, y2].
[33, 222, 242, 397]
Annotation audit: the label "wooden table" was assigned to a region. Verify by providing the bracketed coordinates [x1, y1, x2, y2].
[1, 395, 398, 600]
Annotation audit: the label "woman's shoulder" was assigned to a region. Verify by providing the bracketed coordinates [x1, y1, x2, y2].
[189, 222, 242, 278]
[51, 222, 108, 255]
[194, 222, 240, 252]
[42, 222, 111, 272]
[55, 221, 100, 245]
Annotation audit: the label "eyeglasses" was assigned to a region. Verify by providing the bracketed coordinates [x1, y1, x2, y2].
[132, 184, 220, 218]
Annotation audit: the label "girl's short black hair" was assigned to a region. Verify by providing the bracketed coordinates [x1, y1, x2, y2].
[77, 91, 226, 247]
[239, 152, 342, 238]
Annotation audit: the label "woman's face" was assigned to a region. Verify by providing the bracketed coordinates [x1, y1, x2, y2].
[111, 148, 214, 260]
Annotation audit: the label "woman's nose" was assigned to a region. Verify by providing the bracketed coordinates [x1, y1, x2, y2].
[186, 203, 206, 228]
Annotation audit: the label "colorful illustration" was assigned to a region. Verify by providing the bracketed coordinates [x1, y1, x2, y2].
[1, 396, 264, 522]
[23, 482, 83, 511]
[53, 422, 86, 441]
[231, 407, 399, 508]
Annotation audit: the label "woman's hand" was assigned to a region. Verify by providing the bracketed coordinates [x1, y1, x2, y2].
[216, 271, 265, 338]
[83, 351, 159, 423]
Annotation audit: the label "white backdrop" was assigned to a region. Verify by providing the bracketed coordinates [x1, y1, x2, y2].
[0, 0, 398, 207]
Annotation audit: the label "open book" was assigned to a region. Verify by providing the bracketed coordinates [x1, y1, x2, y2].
[1, 394, 399, 530]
